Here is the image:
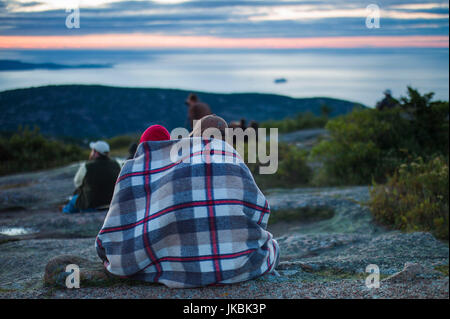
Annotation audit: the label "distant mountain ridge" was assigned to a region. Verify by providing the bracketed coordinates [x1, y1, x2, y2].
[0, 85, 365, 139]
[0, 60, 112, 71]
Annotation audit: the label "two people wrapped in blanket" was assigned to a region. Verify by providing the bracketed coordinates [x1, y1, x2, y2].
[96, 115, 280, 288]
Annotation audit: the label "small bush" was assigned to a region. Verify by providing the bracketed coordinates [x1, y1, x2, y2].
[246, 142, 312, 189]
[105, 134, 139, 150]
[261, 112, 328, 134]
[0, 126, 89, 176]
[368, 156, 449, 240]
[310, 107, 412, 185]
[105, 134, 139, 157]
[310, 87, 449, 186]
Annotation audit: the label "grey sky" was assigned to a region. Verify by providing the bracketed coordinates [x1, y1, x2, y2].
[0, 0, 448, 37]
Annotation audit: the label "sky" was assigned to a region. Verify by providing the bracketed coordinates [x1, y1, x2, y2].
[0, 0, 448, 49]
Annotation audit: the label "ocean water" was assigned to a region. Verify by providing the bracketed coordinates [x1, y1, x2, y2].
[0, 48, 448, 107]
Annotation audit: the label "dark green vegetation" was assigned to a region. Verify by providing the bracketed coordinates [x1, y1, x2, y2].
[0, 60, 111, 71]
[0, 85, 362, 139]
[434, 264, 449, 276]
[368, 156, 449, 240]
[246, 143, 313, 189]
[0, 126, 89, 176]
[0, 237, 20, 245]
[308, 87, 449, 239]
[105, 134, 139, 157]
[260, 111, 330, 133]
[310, 87, 449, 186]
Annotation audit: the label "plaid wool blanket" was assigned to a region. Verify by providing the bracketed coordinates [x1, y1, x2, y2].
[96, 137, 279, 288]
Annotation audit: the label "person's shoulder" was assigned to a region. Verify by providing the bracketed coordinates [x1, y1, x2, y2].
[194, 101, 210, 108]
[110, 157, 122, 170]
[85, 159, 96, 166]
[103, 156, 119, 164]
[86, 157, 106, 166]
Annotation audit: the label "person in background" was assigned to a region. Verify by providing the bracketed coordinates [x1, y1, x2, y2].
[249, 120, 259, 141]
[228, 118, 247, 130]
[376, 89, 398, 111]
[96, 120, 279, 288]
[62, 140, 121, 214]
[140, 124, 171, 143]
[125, 125, 170, 162]
[185, 93, 212, 130]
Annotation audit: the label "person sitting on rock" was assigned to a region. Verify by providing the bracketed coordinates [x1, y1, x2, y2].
[62, 141, 121, 214]
[185, 93, 212, 130]
[125, 125, 171, 162]
[95, 121, 279, 288]
[376, 89, 398, 111]
[140, 124, 171, 143]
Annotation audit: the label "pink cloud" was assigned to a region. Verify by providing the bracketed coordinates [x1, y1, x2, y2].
[0, 34, 448, 49]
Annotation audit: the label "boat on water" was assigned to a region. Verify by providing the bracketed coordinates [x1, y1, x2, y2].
[274, 78, 287, 84]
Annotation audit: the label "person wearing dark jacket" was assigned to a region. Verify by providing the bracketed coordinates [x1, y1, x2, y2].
[62, 141, 121, 213]
[185, 93, 212, 129]
[376, 89, 398, 111]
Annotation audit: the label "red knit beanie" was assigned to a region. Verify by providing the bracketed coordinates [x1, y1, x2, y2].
[140, 125, 171, 143]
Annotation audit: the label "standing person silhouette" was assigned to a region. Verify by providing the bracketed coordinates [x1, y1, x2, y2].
[185, 93, 212, 129]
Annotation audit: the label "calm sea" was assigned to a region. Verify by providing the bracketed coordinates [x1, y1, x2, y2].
[0, 48, 448, 107]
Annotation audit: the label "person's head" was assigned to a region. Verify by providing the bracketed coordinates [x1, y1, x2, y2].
[140, 125, 171, 143]
[189, 114, 228, 140]
[384, 89, 392, 97]
[89, 140, 110, 160]
[185, 93, 198, 107]
[128, 143, 138, 159]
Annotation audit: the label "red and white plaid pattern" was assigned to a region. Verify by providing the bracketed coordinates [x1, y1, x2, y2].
[96, 137, 279, 288]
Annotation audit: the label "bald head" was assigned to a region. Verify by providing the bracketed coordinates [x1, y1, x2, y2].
[189, 114, 228, 140]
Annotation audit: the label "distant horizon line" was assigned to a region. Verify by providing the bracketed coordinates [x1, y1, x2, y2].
[0, 34, 448, 49]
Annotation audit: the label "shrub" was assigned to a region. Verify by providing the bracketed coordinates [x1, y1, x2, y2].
[105, 134, 139, 150]
[0, 126, 89, 176]
[310, 87, 449, 186]
[310, 108, 413, 185]
[261, 112, 328, 134]
[368, 156, 449, 240]
[245, 142, 312, 189]
[400, 87, 449, 156]
[105, 134, 139, 157]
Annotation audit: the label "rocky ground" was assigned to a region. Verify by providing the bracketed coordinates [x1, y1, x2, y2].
[0, 159, 448, 299]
